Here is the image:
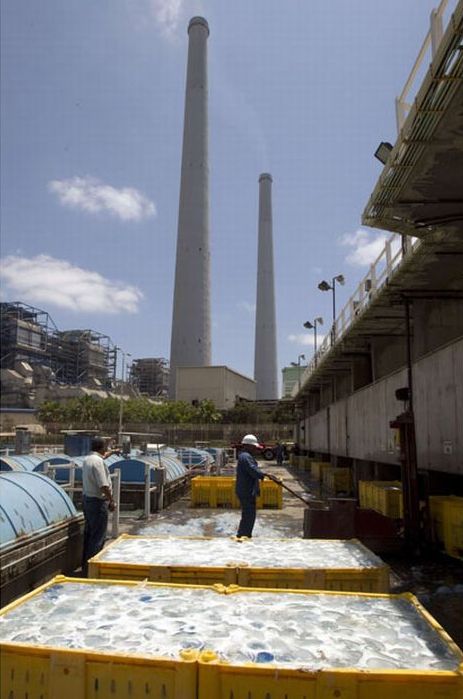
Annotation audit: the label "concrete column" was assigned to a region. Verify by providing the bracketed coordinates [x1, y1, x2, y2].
[169, 17, 211, 398]
[254, 174, 278, 399]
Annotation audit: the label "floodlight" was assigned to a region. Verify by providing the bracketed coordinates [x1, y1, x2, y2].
[374, 141, 393, 165]
[335, 274, 345, 285]
[303, 321, 314, 329]
[318, 280, 331, 292]
[315, 317, 324, 325]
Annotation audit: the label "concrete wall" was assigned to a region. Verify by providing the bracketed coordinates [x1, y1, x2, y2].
[414, 338, 463, 473]
[175, 366, 256, 409]
[413, 299, 463, 359]
[305, 337, 463, 475]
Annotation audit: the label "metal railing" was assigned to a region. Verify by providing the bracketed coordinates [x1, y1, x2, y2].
[42, 461, 122, 538]
[144, 463, 162, 519]
[294, 232, 421, 395]
[395, 0, 457, 133]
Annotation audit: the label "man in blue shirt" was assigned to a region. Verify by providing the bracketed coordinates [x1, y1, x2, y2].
[236, 434, 279, 538]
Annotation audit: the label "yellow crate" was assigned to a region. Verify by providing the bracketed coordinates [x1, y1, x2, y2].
[310, 461, 331, 481]
[358, 480, 369, 508]
[358, 481, 402, 515]
[191, 476, 282, 509]
[256, 479, 283, 509]
[323, 467, 351, 494]
[302, 457, 315, 471]
[237, 539, 389, 592]
[2, 578, 462, 699]
[0, 577, 199, 699]
[376, 485, 403, 519]
[88, 535, 238, 586]
[442, 498, 463, 560]
[197, 587, 463, 699]
[429, 495, 461, 544]
[90, 536, 386, 592]
[191, 476, 215, 506]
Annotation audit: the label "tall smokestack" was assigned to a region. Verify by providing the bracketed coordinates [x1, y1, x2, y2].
[169, 17, 211, 398]
[254, 173, 278, 399]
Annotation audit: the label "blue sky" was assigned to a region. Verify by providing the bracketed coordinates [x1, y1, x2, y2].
[1, 0, 445, 386]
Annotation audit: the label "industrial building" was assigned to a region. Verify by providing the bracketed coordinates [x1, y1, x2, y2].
[129, 357, 170, 398]
[175, 365, 256, 409]
[292, 2, 463, 548]
[282, 365, 304, 398]
[0, 301, 117, 407]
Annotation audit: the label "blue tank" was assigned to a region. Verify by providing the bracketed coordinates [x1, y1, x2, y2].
[175, 447, 214, 468]
[55, 453, 187, 484]
[0, 453, 72, 473]
[0, 471, 78, 547]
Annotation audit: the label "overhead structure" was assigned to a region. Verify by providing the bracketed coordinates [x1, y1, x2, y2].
[170, 17, 211, 398]
[362, 0, 463, 239]
[254, 174, 278, 400]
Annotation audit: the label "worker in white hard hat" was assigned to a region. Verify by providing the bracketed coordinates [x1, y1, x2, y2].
[235, 434, 279, 538]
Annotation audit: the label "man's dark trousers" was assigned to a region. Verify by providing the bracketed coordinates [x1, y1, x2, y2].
[82, 495, 108, 575]
[237, 496, 257, 538]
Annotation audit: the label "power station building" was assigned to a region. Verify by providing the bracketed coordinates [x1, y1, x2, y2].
[0, 302, 117, 407]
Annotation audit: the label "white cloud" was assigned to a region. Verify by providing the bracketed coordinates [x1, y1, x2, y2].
[288, 333, 326, 347]
[238, 301, 256, 315]
[144, 0, 204, 39]
[49, 176, 156, 221]
[0, 255, 143, 314]
[341, 228, 388, 267]
[149, 0, 183, 37]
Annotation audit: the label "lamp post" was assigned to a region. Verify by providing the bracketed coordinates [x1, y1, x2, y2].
[116, 348, 131, 443]
[303, 317, 324, 358]
[318, 274, 345, 342]
[290, 353, 305, 393]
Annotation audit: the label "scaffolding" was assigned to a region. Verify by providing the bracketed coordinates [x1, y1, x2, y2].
[0, 302, 58, 371]
[0, 302, 117, 388]
[51, 330, 117, 388]
[130, 358, 169, 397]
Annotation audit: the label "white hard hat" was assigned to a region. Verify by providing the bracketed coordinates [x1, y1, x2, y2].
[241, 434, 263, 448]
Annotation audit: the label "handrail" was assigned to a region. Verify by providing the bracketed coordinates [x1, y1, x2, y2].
[395, 0, 456, 133]
[295, 232, 421, 395]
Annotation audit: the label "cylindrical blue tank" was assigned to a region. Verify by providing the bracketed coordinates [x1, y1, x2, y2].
[175, 447, 214, 468]
[0, 472, 84, 605]
[0, 454, 72, 473]
[62, 453, 188, 484]
[0, 471, 78, 547]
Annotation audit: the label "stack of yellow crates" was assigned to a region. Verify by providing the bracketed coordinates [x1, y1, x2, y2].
[191, 476, 283, 509]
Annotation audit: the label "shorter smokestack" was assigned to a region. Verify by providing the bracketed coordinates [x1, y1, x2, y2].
[254, 173, 278, 400]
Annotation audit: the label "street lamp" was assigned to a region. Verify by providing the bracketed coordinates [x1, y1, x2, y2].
[318, 274, 345, 323]
[303, 317, 324, 357]
[290, 353, 306, 392]
[116, 348, 131, 443]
